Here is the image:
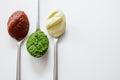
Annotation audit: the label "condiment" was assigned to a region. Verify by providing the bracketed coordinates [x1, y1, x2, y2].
[26, 30, 49, 58]
[7, 11, 29, 41]
[46, 10, 66, 38]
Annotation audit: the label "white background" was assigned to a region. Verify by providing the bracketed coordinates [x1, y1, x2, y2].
[0, 0, 120, 80]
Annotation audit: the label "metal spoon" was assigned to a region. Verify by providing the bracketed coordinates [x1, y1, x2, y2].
[46, 10, 66, 80]
[7, 11, 29, 80]
[26, 0, 49, 58]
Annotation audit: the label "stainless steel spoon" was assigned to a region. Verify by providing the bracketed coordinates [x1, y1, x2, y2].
[26, 0, 49, 58]
[7, 11, 29, 80]
[46, 10, 66, 80]
[46, 10, 65, 80]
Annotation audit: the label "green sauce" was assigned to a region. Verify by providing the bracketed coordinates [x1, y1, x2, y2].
[26, 30, 49, 58]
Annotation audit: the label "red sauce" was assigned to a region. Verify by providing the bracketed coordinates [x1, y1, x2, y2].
[7, 11, 29, 41]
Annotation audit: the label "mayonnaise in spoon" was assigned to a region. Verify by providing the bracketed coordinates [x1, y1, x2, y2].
[46, 10, 66, 80]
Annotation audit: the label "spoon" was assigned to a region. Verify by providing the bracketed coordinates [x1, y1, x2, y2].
[26, 0, 49, 58]
[46, 10, 66, 80]
[7, 11, 29, 80]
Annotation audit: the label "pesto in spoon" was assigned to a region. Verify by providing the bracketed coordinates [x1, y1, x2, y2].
[26, 0, 49, 58]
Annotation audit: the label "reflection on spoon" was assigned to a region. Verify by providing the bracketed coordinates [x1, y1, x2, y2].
[7, 11, 29, 80]
[46, 10, 66, 80]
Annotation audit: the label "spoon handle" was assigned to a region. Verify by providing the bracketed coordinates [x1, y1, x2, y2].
[36, 0, 40, 30]
[53, 39, 58, 80]
[16, 42, 21, 80]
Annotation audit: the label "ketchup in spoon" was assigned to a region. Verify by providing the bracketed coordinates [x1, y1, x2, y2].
[7, 11, 29, 80]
